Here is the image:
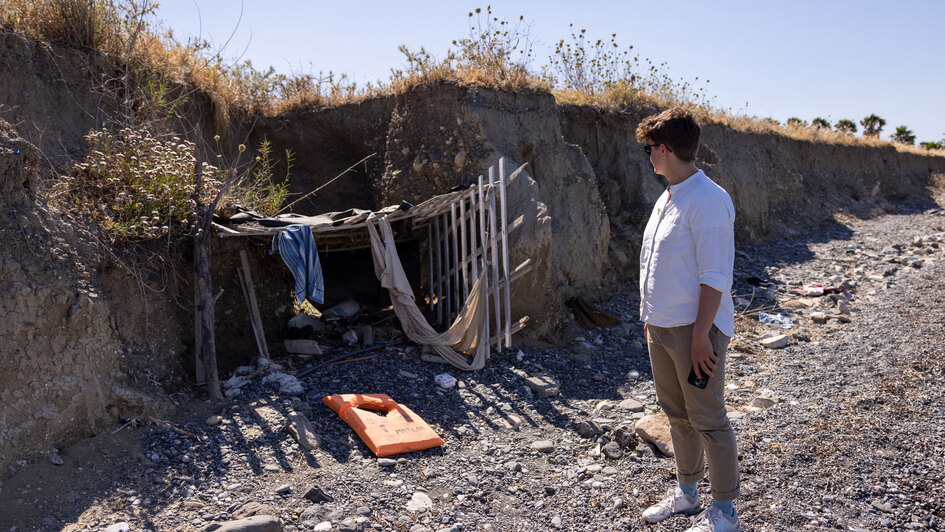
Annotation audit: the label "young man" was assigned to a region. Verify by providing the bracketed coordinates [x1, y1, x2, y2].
[636, 108, 740, 531]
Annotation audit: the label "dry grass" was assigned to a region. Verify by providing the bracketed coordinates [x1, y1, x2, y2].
[1, 1, 943, 159]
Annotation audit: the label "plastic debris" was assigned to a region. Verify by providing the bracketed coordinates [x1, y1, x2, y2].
[262, 372, 305, 395]
[434, 373, 457, 389]
[342, 329, 358, 345]
[758, 312, 795, 329]
[324, 299, 360, 320]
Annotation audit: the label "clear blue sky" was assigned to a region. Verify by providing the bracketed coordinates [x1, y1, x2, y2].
[154, 1, 945, 143]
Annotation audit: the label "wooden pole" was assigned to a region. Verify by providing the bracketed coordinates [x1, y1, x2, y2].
[193, 129, 222, 400]
[499, 158, 512, 350]
[487, 166, 502, 352]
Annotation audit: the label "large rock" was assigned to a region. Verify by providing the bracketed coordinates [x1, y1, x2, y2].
[634, 412, 674, 457]
[374, 83, 610, 340]
[211, 515, 283, 532]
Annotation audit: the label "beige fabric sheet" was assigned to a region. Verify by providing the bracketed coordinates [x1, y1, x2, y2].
[367, 214, 490, 371]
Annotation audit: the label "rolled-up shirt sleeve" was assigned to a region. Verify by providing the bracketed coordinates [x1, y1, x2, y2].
[690, 197, 735, 294]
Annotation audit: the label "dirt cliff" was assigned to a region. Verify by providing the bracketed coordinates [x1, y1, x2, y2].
[1, 33, 944, 476]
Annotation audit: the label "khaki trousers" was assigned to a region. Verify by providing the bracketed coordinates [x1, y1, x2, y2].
[646, 323, 740, 500]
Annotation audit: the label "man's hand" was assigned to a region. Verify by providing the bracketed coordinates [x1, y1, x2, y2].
[691, 332, 718, 379]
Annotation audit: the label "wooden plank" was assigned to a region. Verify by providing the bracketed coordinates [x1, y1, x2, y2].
[450, 201, 461, 316]
[459, 195, 469, 300]
[477, 174, 490, 356]
[499, 158, 512, 349]
[489, 316, 529, 347]
[237, 263, 267, 361]
[441, 212, 452, 325]
[487, 166, 502, 352]
[427, 224, 434, 313]
[469, 188, 479, 283]
[241, 250, 269, 359]
[434, 216, 444, 326]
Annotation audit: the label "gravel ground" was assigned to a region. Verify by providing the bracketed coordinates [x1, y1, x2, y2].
[2, 192, 944, 532]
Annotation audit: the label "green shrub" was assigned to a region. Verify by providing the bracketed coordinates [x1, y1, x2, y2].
[786, 117, 807, 127]
[835, 119, 857, 134]
[891, 126, 915, 145]
[812, 117, 831, 129]
[65, 128, 223, 240]
[920, 141, 943, 151]
[238, 138, 291, 217]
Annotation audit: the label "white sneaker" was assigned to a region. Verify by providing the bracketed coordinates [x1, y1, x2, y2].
[684, 506, 741, 532]
[642, 487, 701, 523]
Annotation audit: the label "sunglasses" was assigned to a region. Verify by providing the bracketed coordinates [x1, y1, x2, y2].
[644, 143, 673, 155]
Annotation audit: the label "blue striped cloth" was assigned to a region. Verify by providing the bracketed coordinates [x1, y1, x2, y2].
[270, 224, 324, 305]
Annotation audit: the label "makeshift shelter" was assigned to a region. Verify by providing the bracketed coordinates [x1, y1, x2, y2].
[211, 159, 533, 372]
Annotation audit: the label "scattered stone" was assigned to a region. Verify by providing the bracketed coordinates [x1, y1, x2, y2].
[249, 399, 287, 428]
[617, 398, 645, 412]
[601, 441, 623, 459]
[48, 451, 63, 465]
[635, 412, 674, 457]
[104, 524, 130, 532]
[284, 339, 323, 356]
[275, 484, 292, 495]
[498, 414, 523, 430]
[312, 522, 333, 532]
[406, 491, 434, 512]
[576, 421, 602, 438]
[760, 334, 791, 349]
[288, 313, 326, 332]
[399, 370, 419, 379]
[205, 415, 222, 426]
[837, 299, 851, 315]
[286, 411, 321, 451]
[378, 458, 397, 467]
[531, 440, 555, 453]
[872, 500, 893, 513]
[213, 515, 284, 532]
[521, 374, 560, 398]
[751, 397, 777, 409]
[792, 331, 811, 342]
[304, 486, 334, 503]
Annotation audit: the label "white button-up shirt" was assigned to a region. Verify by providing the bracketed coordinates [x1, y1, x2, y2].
[639, 170, 735, 337]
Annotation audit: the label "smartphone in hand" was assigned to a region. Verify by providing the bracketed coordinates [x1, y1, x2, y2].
[687, 366, 708, 389]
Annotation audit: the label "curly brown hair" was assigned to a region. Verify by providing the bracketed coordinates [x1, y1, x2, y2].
[635, 107, 701, 162]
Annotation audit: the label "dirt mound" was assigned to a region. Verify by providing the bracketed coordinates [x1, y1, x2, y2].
[0, 119, 175, 475]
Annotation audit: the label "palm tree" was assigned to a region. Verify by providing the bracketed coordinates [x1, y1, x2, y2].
[860, 114, 886, 137]
[835, 119, 857, 134]
[892, 126, 915, 145]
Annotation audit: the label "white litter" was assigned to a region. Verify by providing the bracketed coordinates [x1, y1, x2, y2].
[434, 373, 457, 389]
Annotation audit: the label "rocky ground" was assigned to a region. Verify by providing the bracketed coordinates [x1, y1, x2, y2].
[1, 191, 944, 532]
